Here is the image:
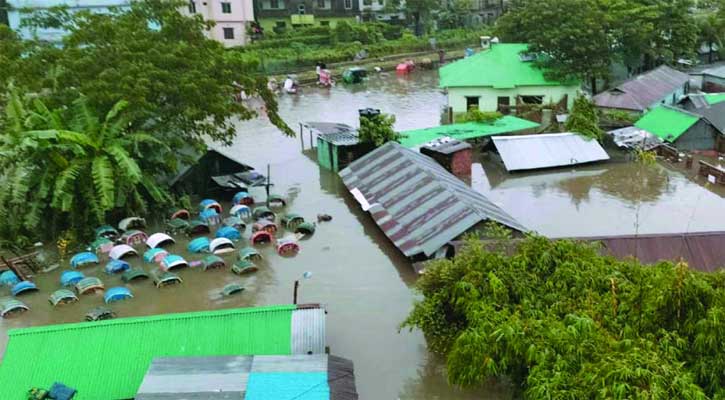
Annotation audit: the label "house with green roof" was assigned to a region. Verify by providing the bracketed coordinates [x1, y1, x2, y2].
[0, 305, 326, 400]
[634, 105, 724, 151]
[439, 43, 580, 113]
[398, 116, 540, 148]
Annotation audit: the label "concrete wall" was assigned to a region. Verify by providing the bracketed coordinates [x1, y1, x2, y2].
[675, 119, 719, 151]
[446, 85, 580, 113]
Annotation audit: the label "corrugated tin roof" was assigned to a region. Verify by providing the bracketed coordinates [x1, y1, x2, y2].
[491, 132, 610, 171]
[607, 126, 663, 150]
[0, 305, 315, 400]
[574, 231, 725, 273]
[303, 122, 357, 136]
[339, 142, 526, 258]
[318, 131, 360, 146]
[136, 354, 357, 400]
[681, 95, 725, 133]
[291, 308, 326, 355]
[439, 43, 577, 88]
[398, 116, 540, 148]
[593, 65, 690, 111]
[703, 65, 725, 78]
[634, 105, 702, 142]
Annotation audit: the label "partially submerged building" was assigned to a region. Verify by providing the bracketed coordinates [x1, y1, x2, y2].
[593, 65, 690, 113]
[633, 105, 724, 151]
[491, 132, 610, 172]
[439, 43, 579, 114]
[340, 142, 526, 260]
[170, 147, 264, 194]
[136, 354, 358, 400]
[0, 305, 327, 399]
[702, 65, 725, 92]
[678, 94, 725, 142]
[575, 231, 725, 273]
[398, 116, 540, 148]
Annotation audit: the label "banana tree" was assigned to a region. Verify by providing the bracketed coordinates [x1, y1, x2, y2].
[0, 89, 171, 240]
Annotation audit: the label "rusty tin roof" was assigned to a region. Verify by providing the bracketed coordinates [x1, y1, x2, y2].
[339, 142, 526, 258]
[593, 65, 689, 112]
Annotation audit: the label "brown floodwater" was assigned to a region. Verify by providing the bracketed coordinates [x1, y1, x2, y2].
[3, 69, 725, 399]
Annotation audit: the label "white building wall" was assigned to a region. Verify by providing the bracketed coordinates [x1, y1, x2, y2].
[447, 85, 580, 113]
[184, 0, 256, 46]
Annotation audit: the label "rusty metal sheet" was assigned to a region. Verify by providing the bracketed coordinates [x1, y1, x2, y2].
[340, 142, 526, 258]
[593, 65, 689, 112]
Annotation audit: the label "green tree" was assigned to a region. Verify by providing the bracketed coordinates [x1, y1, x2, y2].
[496, 0, 613, 93]
[3, 0, 293, 150]
[403, 234, 725, 398]
[565, 96, 603, 140]
[0, 88, 170, 240]
[389, 0, 439, 36]
[358, 113, 401, 147]
[697, 13, 724, 64]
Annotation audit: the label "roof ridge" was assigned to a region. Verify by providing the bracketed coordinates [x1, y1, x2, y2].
[9, 304, 297, 337]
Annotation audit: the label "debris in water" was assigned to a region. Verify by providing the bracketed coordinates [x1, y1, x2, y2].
[317, 214, 332, 222]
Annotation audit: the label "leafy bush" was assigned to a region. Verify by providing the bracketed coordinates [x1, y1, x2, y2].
[566, 96, 603, 140]
[404, 234, 725, 398]
[600, 108, 639, 124]
[358, 113, 401, 146]
[460, 108, 503, 123]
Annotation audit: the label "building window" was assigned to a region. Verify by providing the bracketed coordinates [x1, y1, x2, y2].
[221, 2, 231, 12]
[520, 95, 544, 105]
[465, 96, 480, 110]
[188, 1, 196, 13]
[223, 27, 235, 39]
[344, 0, 352, 8]
[320, 20, 330, 25]
[298, 4, 305, 13]
[497, 96, 510, 114]
[270, 0, 279, 8]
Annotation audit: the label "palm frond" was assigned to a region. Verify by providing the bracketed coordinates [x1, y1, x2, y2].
[92, 155, 115, 210]
[4, 84, 26, 134]
[52, 163, 83, 211]
[106, 144, 141, 183]
[104, 100, 129, 124]
[24, 129, 95, 148]
[139, 175, 171, 204]
[70, 96, 100, 139]
[30, 98, 63, 129]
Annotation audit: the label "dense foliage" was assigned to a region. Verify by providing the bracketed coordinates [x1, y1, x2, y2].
[497, 0, 700, 93]
[0, 0, 293, 243]
[0, 88, 170, 240]
[358, 113, 400, 146]
[566, 96, 603, 140]
[460, 109, 503, 124]
[404, 234, 725, 398]
[237, 27, 488, 74]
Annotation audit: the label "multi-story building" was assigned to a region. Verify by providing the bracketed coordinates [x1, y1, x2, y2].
[6, 0, 253, 46]
[358, 0, 403, 23]
[254, 0, 359, 33]
[467, 0, 505, 25]
[182, 0, 255, 47]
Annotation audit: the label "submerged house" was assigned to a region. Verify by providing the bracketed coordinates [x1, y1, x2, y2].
[491, 132, 610, 172]
[679, 94, 725, 151]
[170, 147, 263, 193]
[398, 116, 540, 148]
[593, 65, 690, 113]
[439, 43, 579, 114]
[702, 66, 725, 92]
[136, 354, 358, 399]
[0, 305, 327, 400]
[339, 142, 526, 260]
[634, 105, 724, 151]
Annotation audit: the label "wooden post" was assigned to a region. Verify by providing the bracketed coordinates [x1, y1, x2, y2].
[309, 129, 314, 149]
[1, 256, 27, 281]
[265, 164, 271, 208]
[293, 280, 300, 305]
[299, 123, 304, 150]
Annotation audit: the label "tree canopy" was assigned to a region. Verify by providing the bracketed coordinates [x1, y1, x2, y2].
[566, 96, 603, 140]
[496, 0, 699, 93]
[404, 234, 725, 398]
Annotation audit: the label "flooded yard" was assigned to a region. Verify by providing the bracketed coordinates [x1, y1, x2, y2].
[3, 69, 725, 399]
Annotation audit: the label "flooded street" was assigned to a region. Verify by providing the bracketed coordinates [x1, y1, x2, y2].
[3, 69, 725, 399]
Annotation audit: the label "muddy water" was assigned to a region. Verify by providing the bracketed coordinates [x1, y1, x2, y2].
[4, 69, 725, 399]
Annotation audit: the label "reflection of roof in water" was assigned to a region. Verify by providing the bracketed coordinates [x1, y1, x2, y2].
[492, 168, 607, 190]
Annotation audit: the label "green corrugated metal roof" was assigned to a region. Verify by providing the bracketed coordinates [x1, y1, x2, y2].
[398, 116, 540, 148]
[0, 305, 296, 400]
[439, 43, 571, 88]
[704, 93, 725, 105]
[634, 105, 701, 142]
